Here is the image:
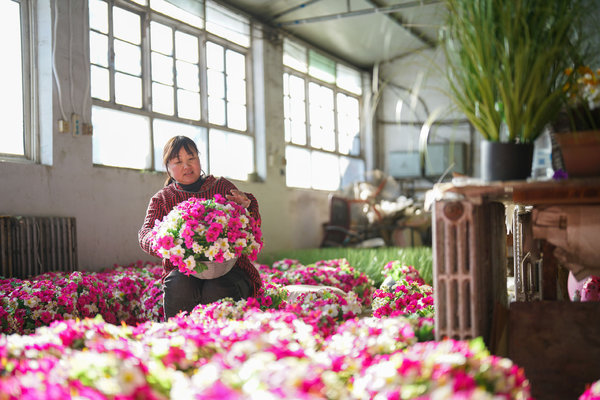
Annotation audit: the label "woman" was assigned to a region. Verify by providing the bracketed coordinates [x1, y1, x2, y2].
[139, 135, 262, 320]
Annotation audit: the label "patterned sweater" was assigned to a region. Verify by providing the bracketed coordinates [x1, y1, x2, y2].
[138, 175, 263, 297]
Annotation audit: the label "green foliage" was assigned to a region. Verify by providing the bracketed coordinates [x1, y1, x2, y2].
[442, 0, 587, 143]
[257, 246, 433, 287]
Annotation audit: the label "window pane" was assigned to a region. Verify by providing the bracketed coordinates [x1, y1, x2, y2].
[114, 39, 141, 75]
[91, 65, 110, 101]
[226, 76, 246, 105]
[113, 7, 140, 44]
[310, 123, 335, 151]
[209, 130, 253, 180]
[290, 99, 306, 124]
[226, 50, 245, 78]
[289, 75, 305, 101]
[175, 31, 198, 63]
[151, 52, 174, 85]
[283, 72, 289, 96]
[89, 0, 108, 34]
[309, 83, 335, 151]
[153, 119, 207, 171]
[283, 38, 307, 73]
[150, 21, 172, 55]
[309, 82, 333, 109]
[284, 118, 291, 143]
[206, 41, 224, 70]
[289, 98, 307, 145]
[177, 89, 201, 120]
[176, 60, 199, 91]
[337, 93, 360, 155]
[337, 64, 362, 95]
[285, 146, 311, 188]
[311, 151, 339, 190]
[1, 0, 24, 155]
[150, 0, 204, 29]
[115, 73, 142, 108]
[89, 31, 108, 67]
[152, 82, 174, 115]
[208, 96, 225, 125]
[290, 119, 306, 146]
[207, 69, 224, 98]
[309, 50, 335, 83]
[206, 0, 250, 48]
[227, 103, 246, 131]
[340, 157, 365, 188]
[338, 125, 360, 155]
[92, 106, 151, 169]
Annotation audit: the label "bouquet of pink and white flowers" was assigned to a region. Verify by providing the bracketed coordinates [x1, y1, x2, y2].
[150, 194, 263, 276]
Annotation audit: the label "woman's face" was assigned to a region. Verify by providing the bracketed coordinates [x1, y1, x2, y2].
[167, 147, 201, 185]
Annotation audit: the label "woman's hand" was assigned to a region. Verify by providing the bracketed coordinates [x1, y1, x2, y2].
[226, 189, 251, 208]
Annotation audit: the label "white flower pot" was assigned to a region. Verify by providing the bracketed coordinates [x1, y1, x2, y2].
[192, 257, 238, 280]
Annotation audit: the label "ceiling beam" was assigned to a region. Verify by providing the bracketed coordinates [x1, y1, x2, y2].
[276, 0, 441, 48]
[271, 0, 328, 20]
[364, 0, 437, 48]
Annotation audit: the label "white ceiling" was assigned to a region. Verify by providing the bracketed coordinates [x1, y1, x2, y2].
[219, 0, 447, 70]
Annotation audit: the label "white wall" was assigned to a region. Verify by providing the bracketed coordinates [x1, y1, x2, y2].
[0, 1, 334, 271]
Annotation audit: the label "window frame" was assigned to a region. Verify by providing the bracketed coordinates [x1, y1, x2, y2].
[283, 42, 365, 190]
[1, 0, 36, 162]
[89, 0, 254, 177]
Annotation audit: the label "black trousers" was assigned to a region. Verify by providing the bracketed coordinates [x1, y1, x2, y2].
[162, 266, 251, 320]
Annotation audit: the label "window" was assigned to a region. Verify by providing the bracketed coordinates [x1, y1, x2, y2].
[283, 38, 365, 190]
[1, 0, 33, 159]
[89, 0, 253, 180]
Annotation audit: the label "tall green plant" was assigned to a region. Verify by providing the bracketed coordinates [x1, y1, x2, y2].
[442, 0, 585, 143]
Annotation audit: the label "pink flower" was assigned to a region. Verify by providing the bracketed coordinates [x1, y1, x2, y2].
[206, 224, 223, 242]
[156, 235, 174, 250]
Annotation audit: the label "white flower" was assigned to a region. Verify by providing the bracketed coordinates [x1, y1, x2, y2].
[222, 250, 235, 261]
[214, 215, 228, 225]
[323, 304, 339, 318]
[248, 241, 260, 252]
[192, 242, 204, 254]
[183, 256, 196, 270]
[214, 238, 229, 252]
[158, 248, 171, 258]
[84, 303, 99, 314]
[305, 292, 318, 302]
[24, 297, 39, 308]
[206, 246, 219, 261]
[170, 245, 185, 257]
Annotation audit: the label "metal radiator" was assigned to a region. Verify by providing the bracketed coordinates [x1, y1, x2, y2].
[0, 216, 77, 279]
[433, 200, 507, 343]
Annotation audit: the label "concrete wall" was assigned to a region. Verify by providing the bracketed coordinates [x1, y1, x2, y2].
[0, 1, 338, 271]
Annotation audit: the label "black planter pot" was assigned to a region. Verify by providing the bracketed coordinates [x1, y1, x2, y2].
[480, 140, 534, 182]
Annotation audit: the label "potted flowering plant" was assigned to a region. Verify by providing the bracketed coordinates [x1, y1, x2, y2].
[551, 66, 600, 177]
[150, 194, 263, 279]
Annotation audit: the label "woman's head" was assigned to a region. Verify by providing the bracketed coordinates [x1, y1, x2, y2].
[163, 136, 202, 186]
